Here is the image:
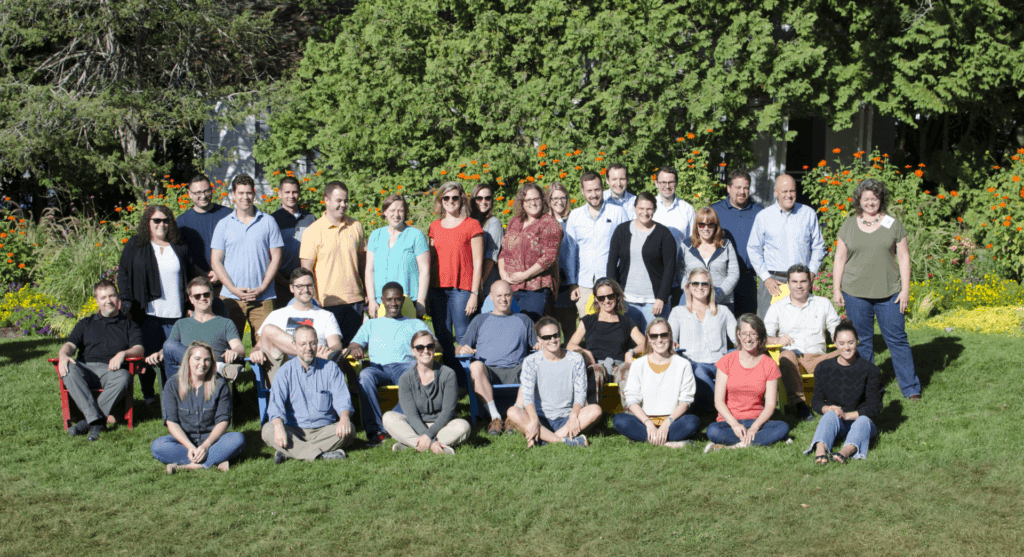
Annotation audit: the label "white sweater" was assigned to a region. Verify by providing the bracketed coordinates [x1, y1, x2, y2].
[622, 354, 696, 416]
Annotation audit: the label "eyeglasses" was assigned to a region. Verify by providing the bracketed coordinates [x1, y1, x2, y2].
[696, 222, 715, 228]
[595, 294, 616, 302]
[737, 332, 759, 339]
[474, 195, 492, 201]
[292, 283, 315, 290]
[442, 195, 461, 202]
[190, 292, 212, 300]
[648, 332, 671, 340]
[689, 281, 710, 288]
[413, 343, 436, 352]
[523, 197, 542, 205]
[549, 196, 568, 202]
[539, 333, 560, 341]
[151, 218, 170, 225]
[189, 189, 212, 197]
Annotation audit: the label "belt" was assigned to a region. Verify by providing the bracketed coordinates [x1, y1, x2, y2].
[768, 270, 788, 277]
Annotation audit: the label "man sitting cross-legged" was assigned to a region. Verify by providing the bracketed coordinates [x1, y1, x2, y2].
[145, 276, 246, 381]
[261, 325, 355, 462]
[56, 280, 144, 441]
[345, 282, 428, 448]
[250, 268, 343, 384]
[456, 280, 537, 436]
[764, 263, 841, 421]
[506, 317, 603, 448]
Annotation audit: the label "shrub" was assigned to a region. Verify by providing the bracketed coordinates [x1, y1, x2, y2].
[907, 274, 1024, 320]
[0, 285, 72, 337]
[33, 210, 122, 311]
[0, 203, 40, 285]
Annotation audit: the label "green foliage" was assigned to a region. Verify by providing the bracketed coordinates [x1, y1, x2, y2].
[0, 204, 38, 285]
[908, 274, 1024, 321]
[33, 211, 122, 311]
[0, 285, 71, 336]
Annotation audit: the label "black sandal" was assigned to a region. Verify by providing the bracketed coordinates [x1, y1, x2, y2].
[830, 452, 848, 464]
[814, 453, 829, 466]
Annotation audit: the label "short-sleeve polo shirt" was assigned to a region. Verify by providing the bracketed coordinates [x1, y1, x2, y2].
[299, 215, 366, 306]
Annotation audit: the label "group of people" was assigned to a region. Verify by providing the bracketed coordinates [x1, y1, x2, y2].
[54, 165, 921, 471]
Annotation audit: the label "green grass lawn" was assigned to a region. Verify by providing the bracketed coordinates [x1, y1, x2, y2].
[1, 329, 1022, 556]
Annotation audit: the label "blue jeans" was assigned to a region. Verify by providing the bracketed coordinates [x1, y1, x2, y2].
[150, 432, 245, 468]
[690, 362, 718, 412]
[805, 412, 877, 460]
[429, 287, 473, 380]
[843, 292, 921, 398]
[706, 419, 790, 446]
[163, 339, 188, 381]
[141, 315, 177, 397]
[629, 301, 670, 332]
[612, 413, 701, 442]
[513, 288, 551, 323]
[324, 302, 366, 346]
[358, 361, 414, 436]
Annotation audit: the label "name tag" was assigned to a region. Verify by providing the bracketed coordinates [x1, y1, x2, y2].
[880, 215, 895, 229]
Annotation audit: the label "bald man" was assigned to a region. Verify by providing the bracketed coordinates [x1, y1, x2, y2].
[746, 174, 825, 318]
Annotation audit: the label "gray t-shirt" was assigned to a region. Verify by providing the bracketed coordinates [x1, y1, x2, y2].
[168, 316, 240, 361]
[459, 312, 536, 368]
[624, 221, 656, 303]
[520, 351, 587, 420]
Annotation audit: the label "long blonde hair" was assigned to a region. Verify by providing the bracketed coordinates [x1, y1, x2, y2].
[178, 341, 218, 402]
[685, 268, 718, 316]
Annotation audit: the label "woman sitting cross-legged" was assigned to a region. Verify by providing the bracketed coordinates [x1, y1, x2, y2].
[151, 341, 245, 474]
[506, 317, 604, 448]
[806, 320, 884, 464]
[705, 314, 790, 451]
[612, 318, 702, 448]
[382, 331, 471, 454]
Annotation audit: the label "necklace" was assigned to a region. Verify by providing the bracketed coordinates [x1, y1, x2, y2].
[860, 214, 881, 225]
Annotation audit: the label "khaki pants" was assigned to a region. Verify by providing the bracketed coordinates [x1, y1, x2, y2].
[261, 422, 354, 461]
[778, 350, 839, 404]
[382, 411, 471, 448]
[221, 297, 274, 346]
[574, 286, 594, 318]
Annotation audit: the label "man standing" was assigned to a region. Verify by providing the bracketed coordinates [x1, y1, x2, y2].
[272, 176, 316, 308]
[748, 174, 825, 318]
[345, 282, 428, 447]
[56, 280, 144, 441]
[176, 174, 233, 288]
[764, 264, 841, 421]
[565, 171, 628, 317]
[651, 166, 696, 247]
[210, 174, 284, 345]
[261, 325, 355, 462]
[300, 181, 367, 346]
[602, 164, 636, 220]
[711, 170, 764, 316]
[457, 280, 537, 436]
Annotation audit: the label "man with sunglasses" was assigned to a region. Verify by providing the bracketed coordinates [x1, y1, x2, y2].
[457, 280, 538, 435]
[602, 164, 636, 220]
[711, 169, 764, 316]
[177, 174, 233, 288]
[343, 282, 428, 447]
[146, 277, 246, 381]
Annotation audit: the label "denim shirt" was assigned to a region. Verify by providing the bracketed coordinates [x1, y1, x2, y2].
[267, 357, 354, 429]
[162, 375, 233, 446]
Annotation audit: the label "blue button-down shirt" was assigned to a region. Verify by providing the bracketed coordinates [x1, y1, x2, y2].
[566, 202, 628, 288]
[603, 189, 637, 220]
[211, 210, 285, 301]
[747, 202, 825, 280]
[710, 197, 763, 273]
[267, 357, 353, 428]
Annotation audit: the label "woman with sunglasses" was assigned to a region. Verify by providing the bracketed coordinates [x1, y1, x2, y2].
[547, 182, 578, 340]
[498, 183, 562, 322]
[668, 268, 736, 410]
[612, 318, 701, 447]
[428, 182, 484, 372]
[682, 207, 739, 310]
[382, 331, 470, 454]
[118, 204, 196, 405]
[366, 194, 430, 318]
[470, 183, 504, 297]
[566, 277, 646, 400]
[705, 314, 790, 451]
[606, 192, 676, 330]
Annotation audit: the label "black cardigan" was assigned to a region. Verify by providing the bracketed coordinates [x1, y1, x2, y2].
[116, 236, 195, 325]
[605, 221, 676, 304]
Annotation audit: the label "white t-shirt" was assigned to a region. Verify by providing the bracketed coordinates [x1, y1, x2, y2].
[258, 305, 342, 349]
[147, 242, 182, 319]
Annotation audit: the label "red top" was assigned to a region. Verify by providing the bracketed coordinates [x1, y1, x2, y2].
[498, 212, 562, 293]
[429, 217, 483, 291]
[714, 351, 781, 422]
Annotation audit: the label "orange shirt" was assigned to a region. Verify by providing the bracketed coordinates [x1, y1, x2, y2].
[715, 351, 781, 422]
[299, 215, 366, 306]
[429, 217, 483, 291]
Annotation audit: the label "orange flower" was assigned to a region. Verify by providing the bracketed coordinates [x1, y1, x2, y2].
[471, 174, 481, 180]
[820, 207, 829, 213]
[573, 149, 582, 155]
[595, 157, 604, 162]
[914, 170, 924, 178]
[121, 238, 128, 244]
[540, 144, 548, 150]
[1014, 176, 1021, 182]
[539, 161, 546, 166]
[502, 209, 510, 214]
[440, 170, 448, 175]
[17, 263, 25, 269]
[575, 166, 582, 170]
[719, 162, 727, 167]
[559, 172, 567, 179]
[471, 160, 478, 164]
[397, 185, 403, 190]
[5, 252, 11, 257]
[706, 128, 713, 133]
[1000, 202, 1007, 208]
[570, 199, 577, 204]
[273, 171, 280, 176]
[918, 212, 923, 216]
[406, 220, 414, 225]
[686, 133, 695, 139]
[986, 244, 994, 249]
[692, 150, 700, 155]
[993, 166, 1001, 170]
[817, 160, 826, 167]
[803, 166, 809, 170]
[988, 187, 996, 192]
[951, 191, 959, 197]
[832, 148, 841, 154]
[526, 177, 534, 182]
[820, 199, 829, 205]
[853, 152, 863, 159]
[380, 189, 387, 194]
[599, 168, 607, 175]
[676, 137, 684, 142]
[937, 194, 945, 199]
[5, 259, 10, 264]
[918, 163, 926, 167]
[496, 196, 505, 201]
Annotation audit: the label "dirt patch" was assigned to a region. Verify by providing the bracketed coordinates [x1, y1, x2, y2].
[0, 327, 25, 339]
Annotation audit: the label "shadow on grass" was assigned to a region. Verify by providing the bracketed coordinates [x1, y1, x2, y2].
[876, 398, 907, 432]
[876, 334, 963, 393]
[0, 336, 63, 366]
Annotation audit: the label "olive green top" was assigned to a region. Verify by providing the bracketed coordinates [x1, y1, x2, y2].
[838, 215, 907, 299]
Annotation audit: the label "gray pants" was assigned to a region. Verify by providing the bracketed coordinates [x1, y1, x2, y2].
[261, 422, 354, 462]
[62, 361, 132, 424]
[756, 273, 789, 319]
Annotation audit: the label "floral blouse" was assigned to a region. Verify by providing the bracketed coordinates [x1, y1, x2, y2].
[498, 212, 562, 293]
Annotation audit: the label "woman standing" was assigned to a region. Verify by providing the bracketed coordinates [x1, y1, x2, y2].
[382, 331, 471, 454]
[547, 182, 578, 338]
[498, 183, 562, 322]
[806, 321, 884, 464]
[831, 179, 921, 400]
[366, 194, 430, 318]
[151, 341, 245, 473]
[429, 182, 484, 371]
[681, 207, 739, 309]
[705, 314, 790, 450]
[668, 268, 737, 410]
[606, 192, 677, 330]
[470, 183, 504, 297]
[117, 204, 195, 404]
[612, 318, 701, 447]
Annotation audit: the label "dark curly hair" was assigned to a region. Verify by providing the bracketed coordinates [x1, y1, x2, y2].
[851, 179, 889, 216]
[135, 204, 181, 244]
